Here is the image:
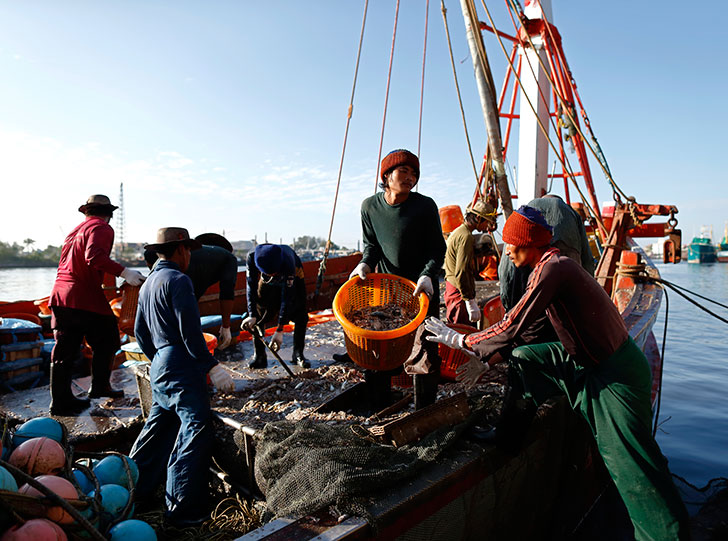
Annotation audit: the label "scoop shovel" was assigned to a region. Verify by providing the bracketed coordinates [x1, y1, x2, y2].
[251, 327, 296, 378]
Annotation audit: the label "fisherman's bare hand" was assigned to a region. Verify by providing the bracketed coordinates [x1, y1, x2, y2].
[269, 330, 284, 352]
[242, 316, 257, 331]
[424, 317, 465, 350]
[456, 357, 489, 388]
[413, 275, 434, 298]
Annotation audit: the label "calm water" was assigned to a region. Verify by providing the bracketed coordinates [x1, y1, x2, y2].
[1, 263, 726, 489]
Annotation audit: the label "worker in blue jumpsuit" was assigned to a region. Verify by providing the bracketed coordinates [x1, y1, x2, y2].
[242, 243, 310, 369]
[130, 227, 235, 528]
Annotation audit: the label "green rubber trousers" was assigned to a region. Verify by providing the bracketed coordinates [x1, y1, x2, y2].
[510, 338, 690, 541]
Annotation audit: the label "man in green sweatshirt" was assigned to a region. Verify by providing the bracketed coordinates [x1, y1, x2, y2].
[349, 149, 446, 410]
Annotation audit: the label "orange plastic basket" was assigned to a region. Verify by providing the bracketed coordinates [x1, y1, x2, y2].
[332, 273, 429, 371]
[118, 284, 140, 337]
[439, 323, 479, 381]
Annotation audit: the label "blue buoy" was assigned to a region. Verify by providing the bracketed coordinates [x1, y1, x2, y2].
[93, 455, 139, 490]
[0, 465, 18, 492]
[12, 417, 64, 448]
[72, 468, 94, 494]
[108, 519, 157, 541]
[89, 484, 133, 524]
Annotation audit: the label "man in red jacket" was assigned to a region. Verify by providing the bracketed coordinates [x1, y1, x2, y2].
[48, 194, 146, 415]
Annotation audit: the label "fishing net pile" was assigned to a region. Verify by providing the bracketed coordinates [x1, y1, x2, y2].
[246, 395, 499, 522]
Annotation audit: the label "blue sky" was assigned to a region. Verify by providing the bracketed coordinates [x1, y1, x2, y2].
[1, 1, 725, 250]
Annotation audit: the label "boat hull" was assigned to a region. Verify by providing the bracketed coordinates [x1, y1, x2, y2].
[229, 242, 663, 541]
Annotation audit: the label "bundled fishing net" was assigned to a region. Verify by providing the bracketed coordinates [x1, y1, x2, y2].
[249, 400, 491, 522]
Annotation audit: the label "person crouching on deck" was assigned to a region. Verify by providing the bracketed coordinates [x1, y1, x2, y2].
[242, 243, 310, 369]
[443, 199, 497, 326]
[129, 227, 235, 528]
[349, 149, 446, 411]
[424, 206, 689, 541]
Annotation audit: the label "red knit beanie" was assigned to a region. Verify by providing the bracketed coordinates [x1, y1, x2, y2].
[502, 206, 553, 247]
[381, 149, 420, 181]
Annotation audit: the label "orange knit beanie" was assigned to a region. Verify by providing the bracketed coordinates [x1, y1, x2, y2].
[502, 206, 553, 247]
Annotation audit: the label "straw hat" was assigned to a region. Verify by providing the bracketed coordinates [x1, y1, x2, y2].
[78, 194, 118, 214]
[144, 227, 202, 251]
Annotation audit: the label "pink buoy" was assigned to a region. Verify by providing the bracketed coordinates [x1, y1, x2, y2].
[19, 475, 80, 524]
[0, 518, 68, 540]
[9, 437, 66, 476]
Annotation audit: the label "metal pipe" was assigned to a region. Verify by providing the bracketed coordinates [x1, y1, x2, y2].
[459, 0, 513, 218]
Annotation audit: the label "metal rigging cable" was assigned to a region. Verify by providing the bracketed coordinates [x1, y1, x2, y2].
[373, 0, 402, 193]
[504, 0, 629, 204]
[477, 0, 607, 234]
[314, 0, 370, 298]
[440, 0, 480, 182]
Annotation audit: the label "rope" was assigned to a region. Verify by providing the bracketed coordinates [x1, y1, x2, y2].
[374, 0, 402, 193]
[653, 285, 668, 437]
[504, 0, 630, 205]
[440, 0, 480, 181]
[314, 0, 369, 298]
[477, 0, 607, 236]
[417, 0, 430, 160]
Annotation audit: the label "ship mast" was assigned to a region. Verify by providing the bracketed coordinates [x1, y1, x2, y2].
[459, 0, 513, 218]
[515, 0, 553, 207]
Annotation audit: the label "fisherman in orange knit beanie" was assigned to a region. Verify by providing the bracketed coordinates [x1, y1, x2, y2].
[423, 204, 690, 540]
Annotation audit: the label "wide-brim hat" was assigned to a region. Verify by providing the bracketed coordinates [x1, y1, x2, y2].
[144, 227, 202, 251]
[78, 194, 118, 214]
[195, 232, 233, 253]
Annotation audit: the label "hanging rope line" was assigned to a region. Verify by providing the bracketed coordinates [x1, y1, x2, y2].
[504, 0, 629, 204]
[477, 0, 607, 235]
[440, 0, 480, 181]
[374, 0, 402, 193]
[653, 285, 668, 437]
[615, 263, 728, 325]
[417, 0, 430, 159]
[314, 0, 370, 298]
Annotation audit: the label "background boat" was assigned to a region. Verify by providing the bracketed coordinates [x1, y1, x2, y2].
[717, 222, 728, 262]
[688, 226, 717, 264]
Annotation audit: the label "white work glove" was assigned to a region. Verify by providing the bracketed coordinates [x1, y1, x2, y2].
[209, 364, 235, 393]
[242, 316, 257, 331]
[349, 262, 371, 281]
[413, 276, 434, 298]
[218, 327, 232, 349]
[269, 330, 284, 352]
[120, 268, 146, 286]
[466, 299, 481, 323]
[455, 357, 490, 388]
[424, 317, 465, 350]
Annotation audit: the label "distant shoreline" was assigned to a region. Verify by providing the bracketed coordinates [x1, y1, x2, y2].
[0, 259, 144, 269]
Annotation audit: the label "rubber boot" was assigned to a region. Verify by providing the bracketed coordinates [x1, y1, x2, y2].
[292, 350, 310, 368]
[88, 351, 124, 398]
[364, 370, 392, 414]
[249, 335, 268, 369]
[49, 362, 90, 416]
[471, 384, 536, 455]
[413, 373, 439, 410]
[332, 352, 352, 364]
[292, 322, 310, 368]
